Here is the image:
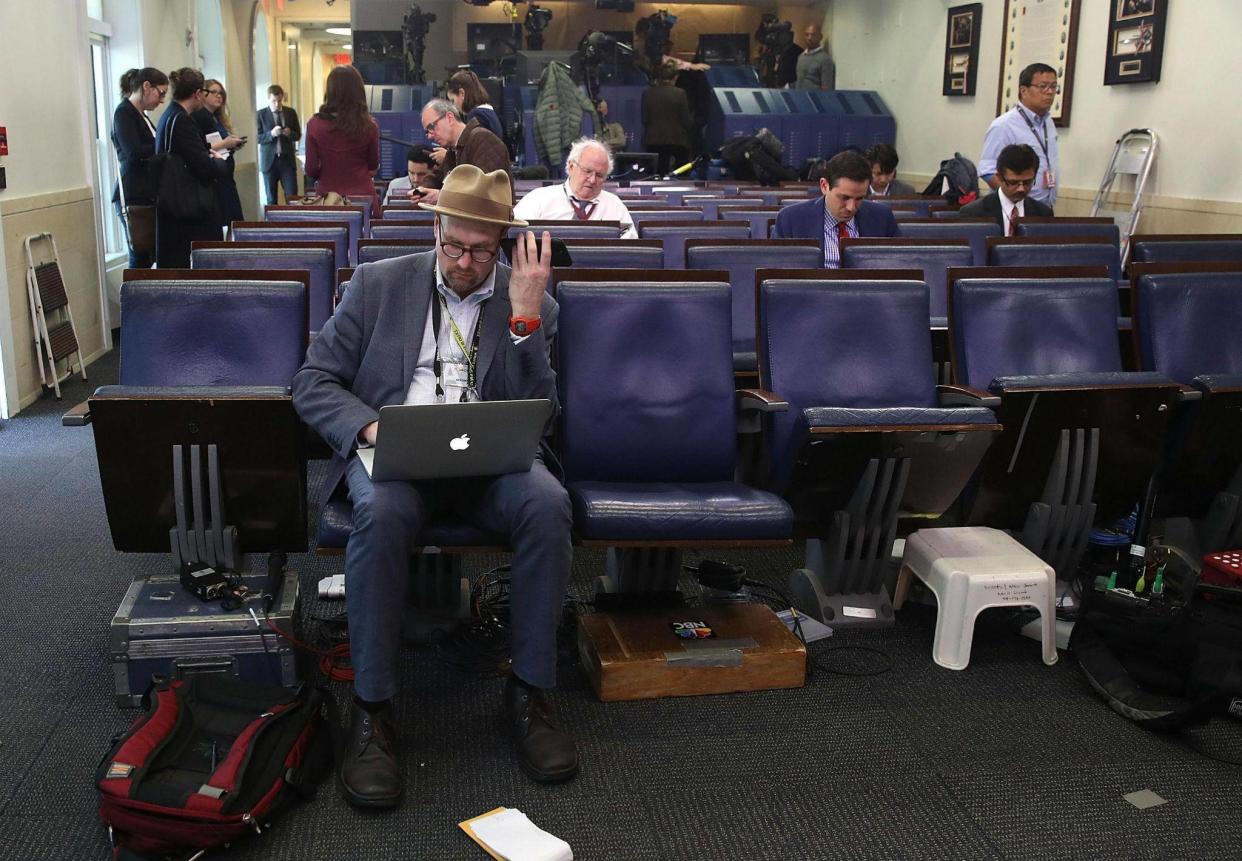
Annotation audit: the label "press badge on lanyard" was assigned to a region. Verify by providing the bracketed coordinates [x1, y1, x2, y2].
[432, 293, 482, 403]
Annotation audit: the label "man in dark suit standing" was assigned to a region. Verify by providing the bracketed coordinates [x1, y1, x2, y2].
[773, 150, 899, 267]
[958, 143, 1053, 234]
[256, 84, 300, 204]
[292, 165, 577, 809]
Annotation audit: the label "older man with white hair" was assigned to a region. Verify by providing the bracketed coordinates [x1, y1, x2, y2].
[513, 137, 637, 238]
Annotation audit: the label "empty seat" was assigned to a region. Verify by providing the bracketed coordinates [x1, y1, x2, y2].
[717, 206, 781, 239]
[640, 220, 751, 269]
[376, 209, 435, 223]
[1015, 216, 1120, 252]
[841, 238, 973, 323]
[897, 218, 1001, 266]
[950, 273, 1179, 576]
[520, 220, 625, 240]
[266, 204, 367, 264]
[555, 280, 792, 592]
[557, 240, 663, 271]
[369, 222, 435, 241]
[231, 221, 350, 272]
[988, 236, 1121, 281]
[757, 275, 998, 626]
[628, 209, 704, 228]
[191, 241, 335, 333]
[869, 197, 938, 217]
[356, 239, 434, 264]
[686, 239, 822, 372]
[1129, 234, 1242, 265]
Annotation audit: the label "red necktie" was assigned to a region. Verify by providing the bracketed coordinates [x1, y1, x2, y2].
[837, 221, 850, 242]
[1007, 211, 1016, 236]
[569, 198, 595, 221]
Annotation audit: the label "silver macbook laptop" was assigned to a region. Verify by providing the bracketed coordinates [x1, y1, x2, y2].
[357, 399, 553, 481]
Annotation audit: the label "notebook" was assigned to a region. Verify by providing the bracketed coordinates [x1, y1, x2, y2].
[357, 399, 552, 481]
[458, 808, 573, 861]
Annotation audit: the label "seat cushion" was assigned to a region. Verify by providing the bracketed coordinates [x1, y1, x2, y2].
[569, 481, 792, 541]
[317, 498, 506, 549]
[802, 406, 996, 428]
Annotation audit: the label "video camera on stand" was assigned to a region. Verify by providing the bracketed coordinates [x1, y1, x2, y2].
[754, 14, 794, 87]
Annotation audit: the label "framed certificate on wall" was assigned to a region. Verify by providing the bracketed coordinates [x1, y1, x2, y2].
[1104, 0, 1167, 85]
[996, 0, 1081, 127]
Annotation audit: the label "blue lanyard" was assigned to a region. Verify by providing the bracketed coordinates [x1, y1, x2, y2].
[1016, 105, 1050, 163]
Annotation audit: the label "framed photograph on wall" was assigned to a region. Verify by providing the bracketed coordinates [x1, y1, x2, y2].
[943, 4, 982, 97]
[1105, 0, 1167, 85]
[997, 0, 1081, 127]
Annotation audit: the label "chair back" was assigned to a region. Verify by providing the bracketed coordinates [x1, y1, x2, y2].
[950, 274, 1123, 390]
[1129, 234, 1242, 266]
[265, 205, 367, 264]
[556, 282, 737, 483]
[640, 220, 752, 269]
[119, 271, 307, 386]
[369, 222, 435, 241]
[191, 241, 334, 333]
[988, 237, 1121, 281]
[231, 221, 349, 271]
[1134, 269, 1242, 382]
[897, 218, 1001, 266]
[841, 239, 973, 320]
[356, 239, 435, 264]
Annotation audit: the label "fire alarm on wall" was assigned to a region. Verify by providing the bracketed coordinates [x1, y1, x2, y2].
[0, 126, 8, 156]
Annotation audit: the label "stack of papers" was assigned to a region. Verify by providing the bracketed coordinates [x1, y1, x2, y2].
[459, 808, 573, 861]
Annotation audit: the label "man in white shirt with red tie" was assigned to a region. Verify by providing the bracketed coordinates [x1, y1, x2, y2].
[958, 143, 1053, 234]
[513, 137, 638, 239]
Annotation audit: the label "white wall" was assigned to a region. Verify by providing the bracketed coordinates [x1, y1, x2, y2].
[830, 0, 1242, 228]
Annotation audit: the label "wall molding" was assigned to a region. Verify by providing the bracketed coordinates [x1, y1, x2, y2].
[0, 187, 95, 218]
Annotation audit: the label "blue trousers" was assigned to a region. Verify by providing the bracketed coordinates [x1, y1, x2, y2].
[344, 454, 572, 701]
[263, 154, 299, 204]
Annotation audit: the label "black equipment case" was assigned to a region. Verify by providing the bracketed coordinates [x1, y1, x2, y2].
[110, 570, 300, 708]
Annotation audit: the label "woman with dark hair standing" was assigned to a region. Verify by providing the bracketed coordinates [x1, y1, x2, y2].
[111, 67, 168, 268]
[154, 67, 228, 268]
[197, 78, 246, 231]
[304, 65, 380, 216]
[447, 70, 503, 140]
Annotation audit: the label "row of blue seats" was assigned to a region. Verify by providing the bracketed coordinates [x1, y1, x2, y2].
[84, 266, 1242, 601]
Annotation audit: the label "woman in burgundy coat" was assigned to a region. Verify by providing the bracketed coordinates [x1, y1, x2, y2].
[304, 65, 380, 216]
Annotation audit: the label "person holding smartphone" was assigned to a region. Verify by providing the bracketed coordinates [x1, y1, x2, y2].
[257, 84, 301, 204]
[197, 79, 245, 230]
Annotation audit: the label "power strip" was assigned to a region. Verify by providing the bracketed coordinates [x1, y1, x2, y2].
[1020, 617, 1074, 651]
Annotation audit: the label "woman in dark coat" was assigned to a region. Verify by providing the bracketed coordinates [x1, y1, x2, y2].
[448, 70, 504, 140]
[196, 78, 246, 232]
[111, 67, 167, 268]
[154, 68, 229, 268]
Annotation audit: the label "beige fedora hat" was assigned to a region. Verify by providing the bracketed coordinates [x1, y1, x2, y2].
[419, 164, 528, 228]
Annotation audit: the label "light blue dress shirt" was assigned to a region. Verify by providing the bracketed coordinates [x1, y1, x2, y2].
[978, 105, 1059, 206]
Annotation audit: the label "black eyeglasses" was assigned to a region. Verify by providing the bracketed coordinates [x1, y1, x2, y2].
[439, 240, 496, 263]
[424, 113, 448, 135]
[205, 89, 224, 96]
[1000, 175, 1036, 189]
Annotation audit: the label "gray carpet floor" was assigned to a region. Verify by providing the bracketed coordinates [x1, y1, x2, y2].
[1, 350, 1240, 860]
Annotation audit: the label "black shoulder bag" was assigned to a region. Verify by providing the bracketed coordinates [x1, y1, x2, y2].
[150, 111, 217, 222]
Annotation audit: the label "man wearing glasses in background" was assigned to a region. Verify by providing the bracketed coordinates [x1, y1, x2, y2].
[513, 137, 637, 238]
[978, 62, 1060, 207]
[293, 165, 577, 810]
[959, 144, 1053, 234]
[417, 98, 512, 206]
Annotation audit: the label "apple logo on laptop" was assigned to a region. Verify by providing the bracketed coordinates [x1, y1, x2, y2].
[449, 433, 470, 451]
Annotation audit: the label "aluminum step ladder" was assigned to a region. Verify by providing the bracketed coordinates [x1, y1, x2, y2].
[1090, 128, 1157, 266]
[23, 232, 87, 399]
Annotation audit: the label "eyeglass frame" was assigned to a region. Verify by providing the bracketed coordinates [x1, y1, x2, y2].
[999, 172, 1037, 189]
[204, 88, 225, 97]
[424, 112, 449, 135]
[568, 160, 608, 183]
[1023, 82, 1061, 94]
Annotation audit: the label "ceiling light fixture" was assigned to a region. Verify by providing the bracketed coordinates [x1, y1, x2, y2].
[326, 27, 351, 36]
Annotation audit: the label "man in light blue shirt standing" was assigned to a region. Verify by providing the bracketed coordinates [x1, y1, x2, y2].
[978, 62, 1060, 207]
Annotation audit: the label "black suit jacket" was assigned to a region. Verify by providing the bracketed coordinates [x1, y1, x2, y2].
[111, 100, 157, 204]
[257, 106, 301, 172]
[958, 190, 1053, 229]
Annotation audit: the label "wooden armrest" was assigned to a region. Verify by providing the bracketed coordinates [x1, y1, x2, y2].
[1175, 384, 1203, 403]
[937, 384, 1001, 408]
[737, 388, 789, 412]
[62, 400, 91, 427]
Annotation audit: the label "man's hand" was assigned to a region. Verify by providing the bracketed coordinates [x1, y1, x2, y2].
[419, 188, 439, 205]
[429, 147, 447, 166]
[360, 421, 378, 446]
[508, 230, 551, 319]
[271, 125, 282, 139]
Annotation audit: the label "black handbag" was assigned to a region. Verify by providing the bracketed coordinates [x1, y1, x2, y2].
[150, 112, 216, 221]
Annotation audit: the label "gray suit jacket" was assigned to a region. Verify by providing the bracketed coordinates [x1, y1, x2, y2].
[871, 179, 917, 198]
[292, 251, 559, 501]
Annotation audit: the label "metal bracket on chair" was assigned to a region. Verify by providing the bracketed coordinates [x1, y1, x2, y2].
[169, 444, 241, 573]
[1019, 428, 1098, 579]
[789, 456, 907, 628]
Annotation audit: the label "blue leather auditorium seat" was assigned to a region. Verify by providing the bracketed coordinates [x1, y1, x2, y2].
[266, 204, 367, 264]
[231, 221, 350, 272]
[1129, 234, 1242, 265]
[356, 239, 434, 264]
[368, 222, 435, 241]
[841, 238, 973, 324]
[896, 218, 1000, 266]
[757, 275, 998, 626]
[191, 241, 335, 334]
[685, 239, 822, 373]
[556, 240, 664, 271]
[555, 280, 792, 593]
[950, 272, 1179, 576]
[989, 236, 1122, 281]
[641, 220, 752, 270]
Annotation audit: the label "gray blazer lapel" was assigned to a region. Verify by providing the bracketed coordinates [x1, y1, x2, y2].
[402, 254, 435, 387]
[475, 265, 513, 386]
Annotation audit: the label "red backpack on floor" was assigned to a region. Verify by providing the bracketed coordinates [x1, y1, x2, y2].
[97, 675, 336, 860]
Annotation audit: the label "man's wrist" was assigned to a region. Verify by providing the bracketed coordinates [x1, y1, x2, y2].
[509, 315, 542, 337]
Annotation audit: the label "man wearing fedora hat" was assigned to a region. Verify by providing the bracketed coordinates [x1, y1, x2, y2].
[293, 165, 576, 808]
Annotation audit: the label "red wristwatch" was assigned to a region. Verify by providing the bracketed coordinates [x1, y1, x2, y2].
[509, 315, 542, 336]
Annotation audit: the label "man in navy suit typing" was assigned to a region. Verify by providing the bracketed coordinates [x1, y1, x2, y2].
[774, 150, 899, 267]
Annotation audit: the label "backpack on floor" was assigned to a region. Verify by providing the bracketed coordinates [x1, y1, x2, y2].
[98, 675, 336, 860]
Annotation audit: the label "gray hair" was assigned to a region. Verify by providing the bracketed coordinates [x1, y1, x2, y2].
[422, 98, 463, 122]
[566, 137, 614, 175]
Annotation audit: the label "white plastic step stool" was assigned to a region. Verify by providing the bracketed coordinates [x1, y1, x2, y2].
[893, 527, 1058, 670]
